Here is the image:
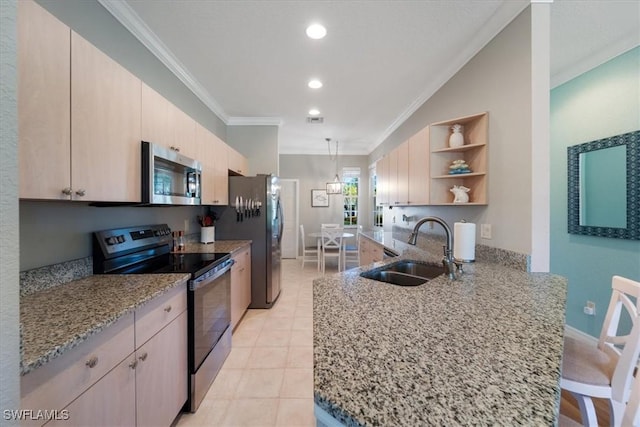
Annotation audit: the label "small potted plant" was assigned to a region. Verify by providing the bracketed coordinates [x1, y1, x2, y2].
[197, 211, 217, 244]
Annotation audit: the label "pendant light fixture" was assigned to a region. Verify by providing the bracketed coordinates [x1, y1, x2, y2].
[325, 138, 343, 195]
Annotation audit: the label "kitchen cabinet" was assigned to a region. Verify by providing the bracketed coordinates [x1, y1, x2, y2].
[18, 0, 71, 200]
[429, 112, 488, 205]
[231, 246, 252, 330]
[197, 123, 229, 205]
[388, 140, 409, 205]
[228, 146, 248, 176]
[407, 126, 430, 205]
[141, 83, 198, 161]
[359, 236, 383, 267]
[20, 285, 187, 427]
[71, 31, 141, 202]
[375, 155, 389, 206]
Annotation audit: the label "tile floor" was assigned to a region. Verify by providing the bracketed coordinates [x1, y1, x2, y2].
[176, 258, 326, 427]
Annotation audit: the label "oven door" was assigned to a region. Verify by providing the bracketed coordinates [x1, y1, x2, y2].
[189, 260, 232, 371]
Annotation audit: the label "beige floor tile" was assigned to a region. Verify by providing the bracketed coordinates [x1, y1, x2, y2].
[176, 397, 217, 426]
[235, 369, 285, 398]
[289, 329, 313, 347]
[280, 369, 313, 398]
[276, 398, 315, 427]
[220, 398, 279, 427]
[236, 315, 267, 332]
[246, 346, 289, 369]
[286, 346, 313, 369]
[222, 346, 253, 369]
[201, 399, 230, 425]
[263, 316, 295, 331]
[232, 327, 261, 347]
[269, 303, 297, 318]
[292, 316, 312, 331]
[206, 368, 243, 398]
[255, 328, 292, 347]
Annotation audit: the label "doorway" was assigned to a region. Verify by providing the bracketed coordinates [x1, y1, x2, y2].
[280, 179, 299, 259]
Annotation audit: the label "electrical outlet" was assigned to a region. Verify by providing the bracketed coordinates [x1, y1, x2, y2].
[583, 301, 596, 316]
[184, 219, 189, 233]
[480, 224, 492, 239]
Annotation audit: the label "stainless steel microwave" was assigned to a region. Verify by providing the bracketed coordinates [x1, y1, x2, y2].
[142, 141, 201, 205]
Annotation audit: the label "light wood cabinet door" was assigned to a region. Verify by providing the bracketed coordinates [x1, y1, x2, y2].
[198, 124, 228, 205]
[228, 146, 247, 176]
[395, 141, 409, 205]
[141, 83, 170, 147]
[49, 355, 137, 427]
[213, 136, 229, 205]
[376, 155, 389, 206]
[408, 126, 429, 205]
[231, 246, 251, 330]
[135, 311, 188, 427]
[168, 103, 197, 160]
[18, 0, 71, 200]
[71, 31, 141, 202]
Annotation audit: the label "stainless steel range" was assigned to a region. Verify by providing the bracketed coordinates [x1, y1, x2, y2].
[93, 224, 233, 413]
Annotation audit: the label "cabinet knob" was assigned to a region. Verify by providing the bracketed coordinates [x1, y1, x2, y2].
[85, 356, 98, 368]
[61, 187, 72, 196]
[75, 189, 86, 197]
[138, 352, 148, 362]
[129, 360, 138, 370]
[164, 305, 172, 313]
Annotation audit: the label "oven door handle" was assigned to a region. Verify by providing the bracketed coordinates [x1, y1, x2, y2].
[189, 259, 234, 291]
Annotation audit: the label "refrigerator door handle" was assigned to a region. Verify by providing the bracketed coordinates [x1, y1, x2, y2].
[276, 199, 284, 243]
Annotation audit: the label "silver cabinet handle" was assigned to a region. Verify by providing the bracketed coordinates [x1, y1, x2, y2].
[129, 360, 137, 370]
[164, 305, 172, 313]
[85, 356, 98, 368]
[62, 187, 72, 196]
[75, 189, 86, 197]
[138, 352, 148, 362]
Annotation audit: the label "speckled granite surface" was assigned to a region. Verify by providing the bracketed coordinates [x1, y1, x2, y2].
[313, 249, 567, 426]
[20, 273, 189, 375]
[20, 257, 93, 296]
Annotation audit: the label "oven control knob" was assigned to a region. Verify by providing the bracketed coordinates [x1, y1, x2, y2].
[117, 235, 125, 243]
[106, 237, 115, 245]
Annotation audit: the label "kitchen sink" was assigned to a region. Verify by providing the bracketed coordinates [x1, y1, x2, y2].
[360, 260, 446, 286]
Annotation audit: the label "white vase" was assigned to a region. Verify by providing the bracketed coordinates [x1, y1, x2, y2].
[200, 226, 215, 244]
[449, 124, 464, 148]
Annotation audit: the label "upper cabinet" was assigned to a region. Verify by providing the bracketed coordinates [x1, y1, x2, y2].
[429, 112, 488, 205]
[197, 123, 228, 205]
[141, 84, 197, 160]
[71, 32, 142, 202]
[227, 146, 248, 176]
[388, 140, 409, 205]
[407, 126, 430, 205]
[18, 0, 71, 200]
[375, 155, 389, 206]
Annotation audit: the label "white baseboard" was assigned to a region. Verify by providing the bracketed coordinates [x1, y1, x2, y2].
[564, 324, 598, 345]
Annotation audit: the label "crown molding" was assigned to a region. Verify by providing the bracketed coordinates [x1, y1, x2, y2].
[227, 117, 283, 126]
[366, 1, 529, 154]
[97, 0, 229, 123]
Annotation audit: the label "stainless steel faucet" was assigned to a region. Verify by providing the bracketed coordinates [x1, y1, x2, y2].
[407, 216, 456, 280]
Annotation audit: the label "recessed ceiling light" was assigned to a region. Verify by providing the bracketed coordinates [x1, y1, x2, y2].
[308, 79, 323, 89]
[306, 24, 327, 40]
[309, 109, 320, 116]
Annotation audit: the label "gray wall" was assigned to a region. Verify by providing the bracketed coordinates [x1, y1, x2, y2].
[35, 0, 226, 140]
[280, 154, 370, 253]
[227, 125, 279, 175]
[369, 7, 535, 257]
[1, 0, 20, 418]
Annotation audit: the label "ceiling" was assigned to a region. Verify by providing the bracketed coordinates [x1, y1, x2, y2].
[100, 0, 639, 156]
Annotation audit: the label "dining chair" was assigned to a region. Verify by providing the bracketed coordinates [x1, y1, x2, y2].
[321, 223, 341, 229]
[321, 228, 343, 274]
[343, 225, 362, 269]
[561, 275, 640, 427]
[299, 224, 319, 270]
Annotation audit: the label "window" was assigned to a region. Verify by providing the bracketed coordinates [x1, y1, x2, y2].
[342, 168, 359, 226]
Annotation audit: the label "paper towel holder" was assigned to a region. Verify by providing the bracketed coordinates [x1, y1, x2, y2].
[453, 220, 476, 269]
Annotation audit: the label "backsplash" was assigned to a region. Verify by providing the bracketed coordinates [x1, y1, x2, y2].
[20, 257, 92, 296]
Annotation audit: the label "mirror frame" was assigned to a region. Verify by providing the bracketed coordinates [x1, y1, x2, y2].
[567, 129, 639, 240]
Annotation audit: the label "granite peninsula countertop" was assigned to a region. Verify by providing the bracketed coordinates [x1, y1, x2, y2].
[313, 233, 567, 426]
[20, 240, 251, 376]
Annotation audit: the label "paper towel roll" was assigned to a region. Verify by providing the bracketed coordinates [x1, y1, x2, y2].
[453, 222, 476, 261]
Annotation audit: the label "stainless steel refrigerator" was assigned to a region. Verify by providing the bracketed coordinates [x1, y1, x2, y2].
[215, 175, 282, 308]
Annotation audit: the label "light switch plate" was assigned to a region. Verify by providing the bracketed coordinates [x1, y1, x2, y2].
[481, 224, 492, 239]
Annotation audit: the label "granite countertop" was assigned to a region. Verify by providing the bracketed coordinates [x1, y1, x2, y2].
[313, 232, 567, 426]
[20, 240, 251, 376]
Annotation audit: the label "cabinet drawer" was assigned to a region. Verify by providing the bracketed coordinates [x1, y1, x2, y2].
[135, 284, 186, 348]
[21, 312, 134, 422]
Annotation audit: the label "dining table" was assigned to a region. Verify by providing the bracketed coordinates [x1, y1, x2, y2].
[308, 230, 356, 256]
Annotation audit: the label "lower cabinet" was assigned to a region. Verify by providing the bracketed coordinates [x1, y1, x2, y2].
[359, 236, 383, 267]
[231, 246, 252, 330]
[21, 284, 187, 427]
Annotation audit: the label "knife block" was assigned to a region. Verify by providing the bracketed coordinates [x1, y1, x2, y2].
[200, 226, 215, 244]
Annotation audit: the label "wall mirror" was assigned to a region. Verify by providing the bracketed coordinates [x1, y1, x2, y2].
[567, 130, 639, 240]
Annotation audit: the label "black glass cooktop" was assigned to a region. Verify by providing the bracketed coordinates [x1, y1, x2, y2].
[113, 252, 230, 277]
